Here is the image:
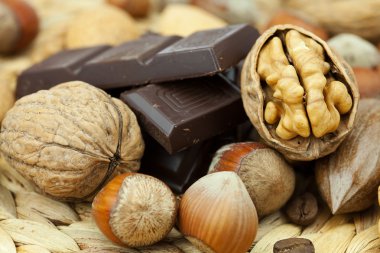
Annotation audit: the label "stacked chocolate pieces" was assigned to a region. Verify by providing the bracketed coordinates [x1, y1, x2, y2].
[17, 24, 260, 193]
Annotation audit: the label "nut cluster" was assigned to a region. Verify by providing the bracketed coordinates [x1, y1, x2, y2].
[241, 25, 359, 161]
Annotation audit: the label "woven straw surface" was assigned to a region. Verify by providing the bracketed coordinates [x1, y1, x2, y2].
[0, 1, 379, 252]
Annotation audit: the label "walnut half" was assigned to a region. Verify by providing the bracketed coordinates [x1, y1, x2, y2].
[241, 25, 359, 161]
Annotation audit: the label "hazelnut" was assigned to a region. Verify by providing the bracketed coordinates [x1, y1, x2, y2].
[179, 171, 258, 253]
[209, 142, 295, 217]
[263, 10, 328, 41]
[0, 81, 144, 200]
[92, 173, 177, 247]
[0, 0, 39, 54]
[353, 67, 380, 98]
[107, 0, 150, 18]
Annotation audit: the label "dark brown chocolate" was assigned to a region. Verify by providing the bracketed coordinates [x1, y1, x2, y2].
[120, 75, 247, 154]
[140, 135, 214, 194]
[16, 24, 259, 97]
[273, 238, 315, 253]
[16, 45, 110, 98]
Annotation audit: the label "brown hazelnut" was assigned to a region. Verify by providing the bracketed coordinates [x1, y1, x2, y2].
[0, 81, 144, 200]
[209, 142, 295, 217]
[179, 171, 258, 253]
[263, 10, 328, 41]
[0, 0, 39, 54]
[107, 0, 150, 18]
[92, 173, 177, 247]
[353, 67, 380, 98]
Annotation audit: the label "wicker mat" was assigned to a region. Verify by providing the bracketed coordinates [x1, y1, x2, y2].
[0, 154, 379, 253]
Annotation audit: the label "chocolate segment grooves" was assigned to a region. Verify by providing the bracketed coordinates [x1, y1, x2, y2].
[17, 24, 259, 98]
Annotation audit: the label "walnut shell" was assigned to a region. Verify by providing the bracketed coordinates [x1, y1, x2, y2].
[0, 81, 144, 200]
[241, 25, 359, 161]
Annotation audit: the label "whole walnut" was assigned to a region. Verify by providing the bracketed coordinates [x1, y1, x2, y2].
[0, 81, 144, 201]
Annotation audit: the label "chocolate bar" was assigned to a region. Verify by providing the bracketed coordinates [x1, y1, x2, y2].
[120, 75, 247, 154]
[140, 131, 239, 194]
[16, 24, 259, 97]
[16, 46, 110, 98]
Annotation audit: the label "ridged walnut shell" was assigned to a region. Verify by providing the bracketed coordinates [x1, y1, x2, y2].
[241, 25, 359, 161]
[0, 81, 144, 201]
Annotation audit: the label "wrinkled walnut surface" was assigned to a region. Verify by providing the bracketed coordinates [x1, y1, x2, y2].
[0, 81, 144, 200]
[241, 25, 359, 161]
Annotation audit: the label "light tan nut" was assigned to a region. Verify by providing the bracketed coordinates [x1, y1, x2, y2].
[0, 81, 144, 200]
[156, 4, 227, 37]
[65, 6, 140, 49]
[285, 30, 352, 137]
[258, 36, 309, 140]
[241, 25, 359, 161]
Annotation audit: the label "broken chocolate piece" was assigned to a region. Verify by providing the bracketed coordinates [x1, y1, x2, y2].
[120, 75, 247, 154]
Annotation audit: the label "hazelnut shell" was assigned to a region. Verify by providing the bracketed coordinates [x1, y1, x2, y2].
[179, 171, 258, 253]
[209, 142, 295, 217]
[92, 173, 178, 247]
[0, 0, 39, 53]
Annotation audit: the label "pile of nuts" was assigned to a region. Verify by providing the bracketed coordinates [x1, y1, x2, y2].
[1, 0, 380, 253]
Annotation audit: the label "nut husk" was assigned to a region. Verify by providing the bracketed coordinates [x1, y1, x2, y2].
[0, 81, 144, 201]
[241, 25, 359, 161]
[315, 99, 380, 214]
